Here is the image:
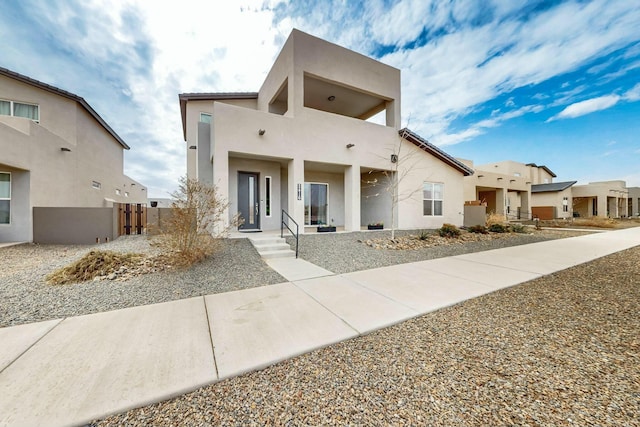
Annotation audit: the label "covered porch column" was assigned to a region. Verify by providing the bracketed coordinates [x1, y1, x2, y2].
[520, 190, 531, 220]
[495, 188, 506, 216]
[344, 164, 361, 231]
[287, 157, 305, 233]
[213, 150, 230, 231]
[597, 196, 607, 217]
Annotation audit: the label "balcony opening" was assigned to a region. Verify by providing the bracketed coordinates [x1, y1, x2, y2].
[269, 78, 288, 115]
[303, 73, 392, 125]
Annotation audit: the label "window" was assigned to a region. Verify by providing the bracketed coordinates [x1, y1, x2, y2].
[265, 176, 272, 217]
[92, 181, 101, 190]
[514, 172, 521, 177]
[563, 196, 569, 212]
[115, 189, 121, 196]
[423, 182, 443, 216]
[200, 113, 212, 123]
[0, 172, 10, 224]
[0, 99, 39, 122]
[125, 192, 129, 197]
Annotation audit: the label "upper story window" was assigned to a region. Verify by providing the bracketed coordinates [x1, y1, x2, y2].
[92, 181, 101, 190]
[115, 189, 121, 196]
[0, 99, 39, 122]
[200, 113, 212, 123]
[514, 172, 521, 177]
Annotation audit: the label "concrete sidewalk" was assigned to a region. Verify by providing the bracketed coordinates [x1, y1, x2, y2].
[1, 227, 638, 426]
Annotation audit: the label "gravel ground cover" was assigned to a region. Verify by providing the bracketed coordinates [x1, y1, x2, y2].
[288, 228, 590, 274]
[0, 236, 285, 327]
[1, 229, 589, 328]
[92, 244, 640, 426]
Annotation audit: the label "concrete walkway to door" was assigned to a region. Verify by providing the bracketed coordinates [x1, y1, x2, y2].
[0, 227, 639, 427]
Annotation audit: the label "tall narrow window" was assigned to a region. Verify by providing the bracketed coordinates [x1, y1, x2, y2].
[0, 172, 10, 224]
[563, 196, 569, 212]
[265, 176, 272, 217]
[423, 182, 444, 216]
[200, 113, 212, 123]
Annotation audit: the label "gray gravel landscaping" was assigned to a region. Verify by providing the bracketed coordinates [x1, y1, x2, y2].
[1, 229, 588, 328]
[91, 243, 640, 426]
[288, 228, 590, 274]
[0, 236, 285, 327]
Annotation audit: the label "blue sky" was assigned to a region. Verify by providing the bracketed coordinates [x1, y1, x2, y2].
[1, 0, 639, 197]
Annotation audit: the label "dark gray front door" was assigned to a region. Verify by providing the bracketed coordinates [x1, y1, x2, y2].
[238, 172, 260, 230]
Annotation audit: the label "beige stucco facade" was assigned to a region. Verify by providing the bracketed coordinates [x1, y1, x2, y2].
[180, 30, 471, 233]
[0, 68, 146, 242]
[572, 181, 629, 218]
[628, 187, 640, 217]
[461, 160, 535, 220]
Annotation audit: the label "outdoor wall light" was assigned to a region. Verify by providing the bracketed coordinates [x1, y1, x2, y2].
[327, 95, 336, 101]
[477, 174, 484, 178]
[258, 129, 266, 135]
[60, 147, 71, 152]
[497, 177, 503, 180]
[346, 143, 355, 148]
[390, 154, 398, 163]
[188, 145, 197, 149]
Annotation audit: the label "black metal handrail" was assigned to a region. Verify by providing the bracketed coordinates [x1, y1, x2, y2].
[281, 209, 299, 258]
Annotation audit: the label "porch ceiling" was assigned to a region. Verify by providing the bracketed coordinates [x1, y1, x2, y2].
[303, 74, 387, 120]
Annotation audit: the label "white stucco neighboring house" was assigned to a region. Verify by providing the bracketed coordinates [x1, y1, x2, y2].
[0, 66, 147, 242]
[179, 29, 472, 233]
[628, 187, 640, 217]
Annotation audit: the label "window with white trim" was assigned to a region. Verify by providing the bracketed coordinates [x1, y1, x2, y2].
[423, 182, 444, 216]
[563, 196, 569, 212]
[200, 113, 212, 123]
[0, 172, 10, 224]
[0, 99, 39, 122]
[115, 189, 121, 195]
[125, 192, 129, 197]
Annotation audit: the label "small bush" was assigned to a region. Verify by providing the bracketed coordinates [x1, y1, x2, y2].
[154, 177, 239, 267]
[488, 223, 509, 233]
[509, 223, 528, 233]
[417, 229, 430, 240]
[467, 224, 488, 234]
[47, 250, 144, 285]
[438, 223, 461, 238]
[486, 212, 507, 227]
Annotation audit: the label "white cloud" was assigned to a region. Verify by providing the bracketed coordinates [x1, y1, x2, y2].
[624, 83, 640, 101]
[548, 95, 620, 121]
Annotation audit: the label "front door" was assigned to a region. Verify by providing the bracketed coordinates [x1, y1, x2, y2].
[238, 172, 260, 230]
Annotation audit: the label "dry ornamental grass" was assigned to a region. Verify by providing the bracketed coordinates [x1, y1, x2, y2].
[46, 250, 144, 285]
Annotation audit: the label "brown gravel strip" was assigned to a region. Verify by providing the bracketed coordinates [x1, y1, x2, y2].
[92, 245, 640, 427]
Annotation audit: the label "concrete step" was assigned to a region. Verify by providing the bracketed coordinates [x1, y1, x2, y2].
[253, 243, 292, 253]
[259, 249, 296, 259]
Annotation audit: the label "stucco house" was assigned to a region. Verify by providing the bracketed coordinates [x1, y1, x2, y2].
[179, 30, 472, 233]
[572, 180, 629, 218]
[460, 160, 558, 220]
[0, 67, 147, 242]
[628, 187, 640, 217]
[530, 180, 577, 219]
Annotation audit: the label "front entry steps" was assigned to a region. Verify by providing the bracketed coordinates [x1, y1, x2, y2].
[248, 235, 295, 259]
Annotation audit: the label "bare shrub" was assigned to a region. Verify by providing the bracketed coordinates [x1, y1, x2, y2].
[154, 177, 239, 267]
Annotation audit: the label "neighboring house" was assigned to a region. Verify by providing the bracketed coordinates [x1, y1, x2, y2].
[460, 160, 556, 220]
[628, 187, 640, 217]
[0, 66, 147, 242]
[572, 181, 629, 218]
[530, 181, 577, 219]
[179, 29, 472, 233]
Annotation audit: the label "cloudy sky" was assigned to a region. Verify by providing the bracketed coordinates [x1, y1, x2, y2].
[2, 0, 639, 196]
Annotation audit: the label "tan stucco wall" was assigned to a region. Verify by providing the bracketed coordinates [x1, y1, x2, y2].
[1, 75, 146, 241]
[532, 188, 573, 219]
[572, 181, 628, 218]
